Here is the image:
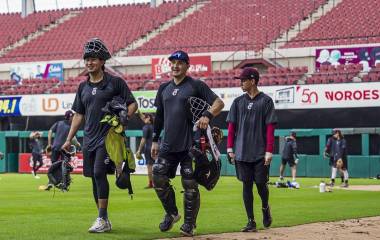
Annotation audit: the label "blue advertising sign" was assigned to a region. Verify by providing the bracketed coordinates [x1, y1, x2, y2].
[0, 97, 22, 117]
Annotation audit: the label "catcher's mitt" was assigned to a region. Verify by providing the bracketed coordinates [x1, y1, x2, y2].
[47, 150, 73, 192]
[211, 127, 223, 145]
[336, 158, 344, 169]
[135, 151, 143, 160]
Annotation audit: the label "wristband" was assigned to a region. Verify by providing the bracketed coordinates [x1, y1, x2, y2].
[202, 110, 214, 120]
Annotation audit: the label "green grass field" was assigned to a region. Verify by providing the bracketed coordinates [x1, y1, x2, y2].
[0, 173, 379, 240]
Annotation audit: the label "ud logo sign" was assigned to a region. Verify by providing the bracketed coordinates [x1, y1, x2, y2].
[42, 98, 59, 112]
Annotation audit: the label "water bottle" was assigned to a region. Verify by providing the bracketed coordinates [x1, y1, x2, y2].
[319, 181, 326, 193]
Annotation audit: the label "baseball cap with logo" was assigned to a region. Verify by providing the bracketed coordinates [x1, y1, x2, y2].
[168, 50, 190, 64]
[234, 67, 260, 81]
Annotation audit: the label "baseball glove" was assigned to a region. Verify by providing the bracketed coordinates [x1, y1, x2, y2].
[45, 145, 52, 155]
[211, 127, 223, 145]
[336, 158, 344, 169]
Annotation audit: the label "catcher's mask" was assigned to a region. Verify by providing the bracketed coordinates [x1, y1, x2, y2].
[83, 38, 111, 61]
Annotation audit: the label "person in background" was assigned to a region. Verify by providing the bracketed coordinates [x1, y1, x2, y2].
[136, 111, 155, 189]
[279, 131, 299, 183]
[29, 131, 44, 179]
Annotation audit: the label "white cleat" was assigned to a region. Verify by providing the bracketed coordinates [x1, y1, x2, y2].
[34, 175, 40, 179]
[88, 217, 112, 233]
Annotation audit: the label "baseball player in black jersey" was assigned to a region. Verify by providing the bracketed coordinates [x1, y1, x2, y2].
[227, 67, 278, 232]
[44, 110, 80, 190]
[151, 50, 224, 237]
[279, 131, 299, 182]
[62, 38, 137, 233]
[325, 129, 349, 187]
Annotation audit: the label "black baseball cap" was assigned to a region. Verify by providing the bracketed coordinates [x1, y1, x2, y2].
[168, 50, 189, 64]
[234, 67, 260, 81]
[290, 131, 297, 137]
[65, 110, 74, 120]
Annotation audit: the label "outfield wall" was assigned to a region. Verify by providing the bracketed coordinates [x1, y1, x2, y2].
[0, 129, 379, 178]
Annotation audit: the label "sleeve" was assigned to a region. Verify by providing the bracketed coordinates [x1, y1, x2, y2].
[142, 125, 148, 139]
[292, 141, 299, 158]
[226, 99, 237, 123]
[340, 139, 347, 158]
[264, 98, 278, 125]
[116, 78, 136, 106]
[72, 83, 85, 114]
[227, 122, 235, 149]
[325, 137, 332, 152]
[195, 80, 218, 105]
[50, 122, 58, 133]
[153, 84, 166, 142]
[265, 123, 275, 153]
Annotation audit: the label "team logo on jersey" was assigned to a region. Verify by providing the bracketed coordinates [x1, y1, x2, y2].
[172, 88, 179, 96]
[247, 102, 254, 110]
[92, 87, 97, 95]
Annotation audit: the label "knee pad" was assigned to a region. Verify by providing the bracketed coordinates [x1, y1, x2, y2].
[181, 164, 194, 180]
[153, 157, 170, 190]
[182, 178, 198, 192]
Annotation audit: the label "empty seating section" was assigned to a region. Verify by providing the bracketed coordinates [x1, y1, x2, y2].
[362, 63, 380, 82]
[0, 1, 193, 63]
[129, 0, 326, 56]
[0, 78, 60, 95]
[283, 0, 380, 48]
[306, 64, 363, 84]
[0, 10, 67, 51]
[3, 65, 380, 95]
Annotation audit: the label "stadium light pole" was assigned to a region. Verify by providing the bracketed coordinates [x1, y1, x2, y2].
[6, 0, 9, 13]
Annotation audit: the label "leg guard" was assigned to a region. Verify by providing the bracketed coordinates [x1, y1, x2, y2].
[153, 158, 178, 215]
[182, 177, 200, 226]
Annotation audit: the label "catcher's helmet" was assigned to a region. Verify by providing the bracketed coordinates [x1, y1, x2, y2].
[83, 38, 111, 60]
[115, 164, 133, 195]
[191, 129, 222, 191]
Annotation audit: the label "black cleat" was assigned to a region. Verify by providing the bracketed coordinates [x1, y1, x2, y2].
[159, 213, 181, 232]
[262, 206, 272, 228]
[241, 219, 257, 232]
[180, 223, 195, 237]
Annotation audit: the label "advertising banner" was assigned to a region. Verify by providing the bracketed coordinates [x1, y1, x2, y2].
[215, 82, 380, 110]
[316, 46, 380, 71]
[18, 153, 83, 174]
[152, 56, 211, 79]
[3, 82, 380, 116]
[0, 96, 22, 117]
[134, 154, 180, 175]
[9, 62, 64, 81]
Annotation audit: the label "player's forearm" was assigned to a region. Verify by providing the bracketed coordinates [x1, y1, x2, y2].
[47, 130, 53, 145]
[67, 113, 83, 142]
[153, 108, 163, 142]
[127, 102, 138, 118]
[138, 138, 146, 152]
[208, 98, 224, 117]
